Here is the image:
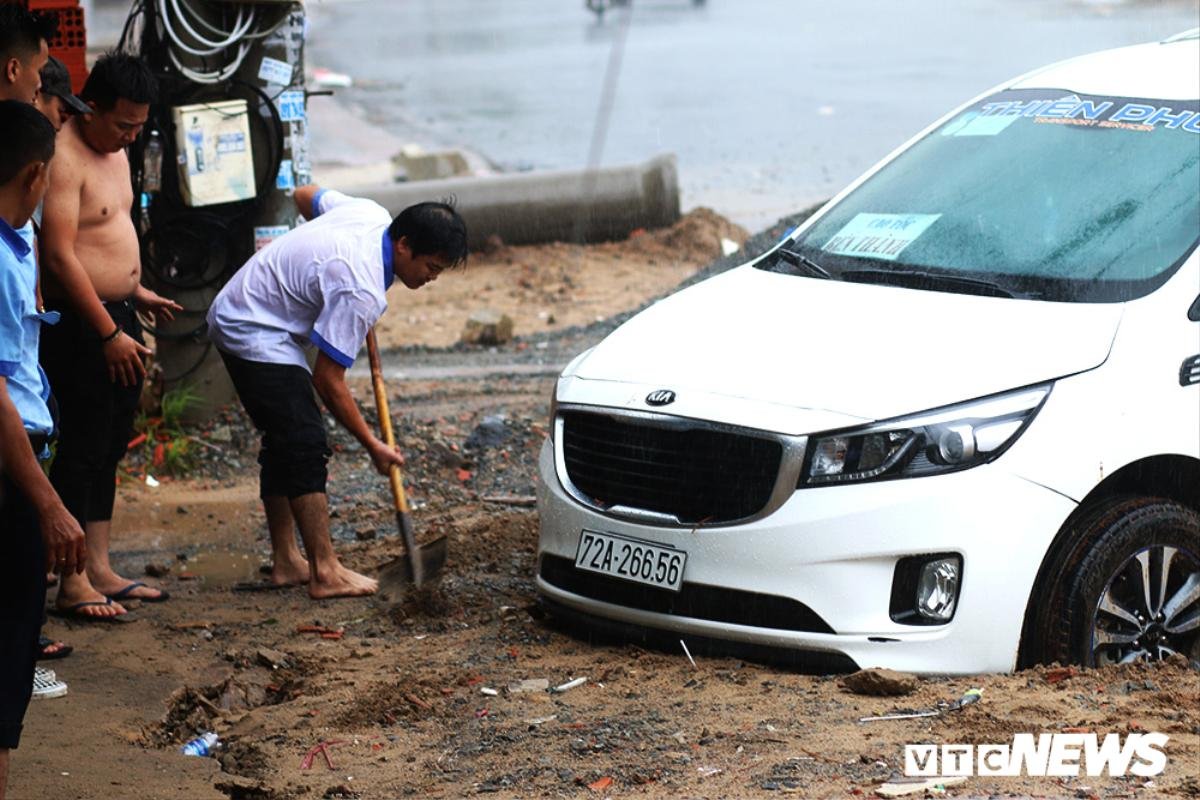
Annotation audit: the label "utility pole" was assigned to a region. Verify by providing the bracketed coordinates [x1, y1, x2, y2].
[135, 1, 307, 419]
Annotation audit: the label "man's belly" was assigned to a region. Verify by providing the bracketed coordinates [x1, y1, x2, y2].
[74, 229, 141, 301]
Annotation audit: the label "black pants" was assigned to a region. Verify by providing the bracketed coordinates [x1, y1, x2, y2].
[0, 472, 48, 750]
[41, 300, 143, 524]
[218, 350, 331, 499]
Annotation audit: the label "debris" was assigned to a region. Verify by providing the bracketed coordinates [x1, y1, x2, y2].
[1045, 666, 1078, 684]
[587, 776, 613, 792]
[720, 237, 740, 256]
[480, 687, 499, 697]
[301, 740, 344, 770]
[404, 693, 432, 711]
[525, 715, 557, 727]
[841, 668, 919, 696]
[480, 495, 537, 507]
[144, 562, 172, 578]
[146, 474, 160, 488]
[697, 766, 722, 778]
[296, 625, 344, 639]
[552, 677, 588, 693]
[680, 639, 698, 670]
[168, 620, 213, 631]
[508, 678, 549, 694]
[875, 776, 967, 797]
[860, 688, 982, 723]
[208, 425, 233, 443]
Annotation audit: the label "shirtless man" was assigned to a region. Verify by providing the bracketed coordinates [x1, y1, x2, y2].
[39, 52, 180, 620]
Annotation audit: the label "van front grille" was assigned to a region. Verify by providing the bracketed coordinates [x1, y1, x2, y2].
[560, 410, 783, 524]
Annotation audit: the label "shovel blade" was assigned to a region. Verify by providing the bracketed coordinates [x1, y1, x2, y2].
[378, 535, 448, 597]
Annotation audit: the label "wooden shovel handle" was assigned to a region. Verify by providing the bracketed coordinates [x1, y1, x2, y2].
[366, 329, 409, 514]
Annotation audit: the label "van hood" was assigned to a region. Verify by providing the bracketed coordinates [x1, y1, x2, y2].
[566, 266, 1123, 433]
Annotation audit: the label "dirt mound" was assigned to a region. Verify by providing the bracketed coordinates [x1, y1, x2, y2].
[372, 207, 749, 350]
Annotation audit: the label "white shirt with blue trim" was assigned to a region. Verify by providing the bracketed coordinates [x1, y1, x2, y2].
[207, 190, 394, 371]
[0, 220, 55, 436]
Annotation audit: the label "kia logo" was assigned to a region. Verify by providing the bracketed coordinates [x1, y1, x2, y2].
[646, 389, 676, 406]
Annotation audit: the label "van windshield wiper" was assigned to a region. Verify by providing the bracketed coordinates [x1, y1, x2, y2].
[840, 267, 1024, 299]
[771, 247, 833, 279]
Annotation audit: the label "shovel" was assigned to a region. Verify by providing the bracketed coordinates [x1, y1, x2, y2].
[366, 329, 447, 592]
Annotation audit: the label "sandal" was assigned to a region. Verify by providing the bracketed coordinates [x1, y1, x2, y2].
[38, 635, 73, 660]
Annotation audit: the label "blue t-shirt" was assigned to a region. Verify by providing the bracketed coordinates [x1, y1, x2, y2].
[0, 218, 55, 436]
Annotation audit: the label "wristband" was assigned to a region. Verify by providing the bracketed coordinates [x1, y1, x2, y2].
[101, 326, 121, 344]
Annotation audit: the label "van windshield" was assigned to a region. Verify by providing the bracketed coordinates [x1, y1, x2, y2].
[769, 89, 1200, 302]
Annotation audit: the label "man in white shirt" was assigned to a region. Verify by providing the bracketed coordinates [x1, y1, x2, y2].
[207, 186, 467, 598]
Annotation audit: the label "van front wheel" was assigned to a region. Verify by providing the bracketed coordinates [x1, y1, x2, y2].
[1038, 497, 1200, 667]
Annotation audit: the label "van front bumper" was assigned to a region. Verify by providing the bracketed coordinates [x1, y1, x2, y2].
[535, 439, 1075, 675]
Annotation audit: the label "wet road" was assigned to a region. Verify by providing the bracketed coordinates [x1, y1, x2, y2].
[306, 0, 1198, 229]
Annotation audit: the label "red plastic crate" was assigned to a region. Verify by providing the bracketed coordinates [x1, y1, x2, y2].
[26, 0, 79, 10]
[46, 5, 86, 50]
[55, 47, 87, 94]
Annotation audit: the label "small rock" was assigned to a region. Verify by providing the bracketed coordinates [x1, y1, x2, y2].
[354, 527, 377, 541]
[213, 776, 273, 800]
[209, 425, 233, 443]
[255, 647, 290, 670]
[460, 310, 514, 345]
[144, 562, 172, 578]
[840, 668, 919, 696]
[464, 416, 509, 450]
[480, 234, 505, 255]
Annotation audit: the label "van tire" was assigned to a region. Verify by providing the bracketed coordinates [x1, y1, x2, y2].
[1032, 496, 1200, 667]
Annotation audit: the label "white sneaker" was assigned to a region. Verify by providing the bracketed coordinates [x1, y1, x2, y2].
[32, 666, 68, 700]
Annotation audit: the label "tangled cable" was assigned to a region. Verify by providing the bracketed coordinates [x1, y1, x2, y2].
[156, 0, 290, 84]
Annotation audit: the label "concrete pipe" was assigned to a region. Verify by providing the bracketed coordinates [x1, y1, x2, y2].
[358, 153, 681, 249]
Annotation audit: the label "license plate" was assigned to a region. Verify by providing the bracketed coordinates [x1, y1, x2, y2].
[573, 530, 687, 592]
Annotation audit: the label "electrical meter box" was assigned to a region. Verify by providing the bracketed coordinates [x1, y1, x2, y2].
[172, 100, 257, 207]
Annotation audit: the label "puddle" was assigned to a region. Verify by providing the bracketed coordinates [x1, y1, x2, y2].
[178, 547, 262, 587]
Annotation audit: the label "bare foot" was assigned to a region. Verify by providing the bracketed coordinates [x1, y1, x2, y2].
[271, 557, 311, 587]
[309, 564, 378, 599]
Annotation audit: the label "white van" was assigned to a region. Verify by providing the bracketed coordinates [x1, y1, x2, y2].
[535, 31, 1200, 674]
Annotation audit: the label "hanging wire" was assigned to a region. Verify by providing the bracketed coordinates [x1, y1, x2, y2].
[571, 2, 634, 244]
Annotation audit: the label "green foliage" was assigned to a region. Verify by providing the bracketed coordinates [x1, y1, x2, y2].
[132, 384, 202, 477]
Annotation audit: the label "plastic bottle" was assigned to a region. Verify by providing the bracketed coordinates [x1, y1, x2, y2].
[143, 130, 163, 193]
[181, 732, 219, 757]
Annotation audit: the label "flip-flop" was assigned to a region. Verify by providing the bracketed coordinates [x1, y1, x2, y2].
[50, 599, 138, 624]
[38, 635, 73, 661]
[107, 581, 170, 603]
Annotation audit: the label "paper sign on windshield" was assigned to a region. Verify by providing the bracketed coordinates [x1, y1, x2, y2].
[821, 213, 941, 261]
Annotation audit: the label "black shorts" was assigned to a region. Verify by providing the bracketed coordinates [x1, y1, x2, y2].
[0, 469, 49, 750]
[40, 299, 143, 523]
[218, 350, 331, 499]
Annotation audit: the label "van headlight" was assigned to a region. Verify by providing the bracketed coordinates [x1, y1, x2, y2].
[800, 384, 1050, 486]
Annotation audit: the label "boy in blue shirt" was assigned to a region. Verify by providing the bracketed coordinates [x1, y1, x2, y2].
[0, 100, 86, 798]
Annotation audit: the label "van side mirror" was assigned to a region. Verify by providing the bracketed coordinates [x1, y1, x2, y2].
[1191, 294, 1200, 322]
